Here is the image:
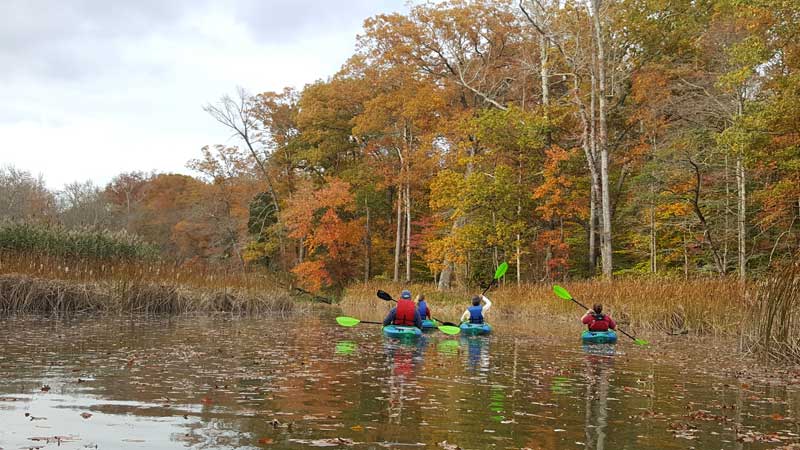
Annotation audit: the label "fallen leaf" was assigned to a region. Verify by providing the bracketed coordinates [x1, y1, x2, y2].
[80, 412, 92, 419]
[257, 437, 273, 444]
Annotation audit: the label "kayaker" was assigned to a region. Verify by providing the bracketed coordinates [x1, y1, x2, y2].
[416, 294, 431, 320]
[581, 304, 616, 331]
[460, 294, 492, 324]
[383, 289, 423, 328]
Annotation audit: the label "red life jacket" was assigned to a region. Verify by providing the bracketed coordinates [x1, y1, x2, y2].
[394, 299, 416, 326]
[587, 314, 612, 331]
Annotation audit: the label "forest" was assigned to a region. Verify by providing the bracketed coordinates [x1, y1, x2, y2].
[2, 0, 798, 294]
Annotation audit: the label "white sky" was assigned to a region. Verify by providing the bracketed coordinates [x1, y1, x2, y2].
[0, 0, 408, 189]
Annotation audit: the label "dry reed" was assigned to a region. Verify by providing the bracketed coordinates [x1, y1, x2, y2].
[342, 277, 746, 336]
[0, 250, 311, 316]
[745, 259, 800, 361]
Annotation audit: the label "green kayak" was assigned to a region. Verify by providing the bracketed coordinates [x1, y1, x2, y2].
[383, 325, 423, 339]
[581, 330, 618, 344]
[459, 322, 492, 335]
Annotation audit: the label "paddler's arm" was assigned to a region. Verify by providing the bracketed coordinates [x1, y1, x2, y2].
[481, 295, 492, 313]
[383, 308, 397, 326]
[459, 309, 469, 323]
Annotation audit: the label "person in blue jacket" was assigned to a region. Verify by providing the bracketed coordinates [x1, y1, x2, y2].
[460, 294, 492, 324]
[416, 294, 431, 321]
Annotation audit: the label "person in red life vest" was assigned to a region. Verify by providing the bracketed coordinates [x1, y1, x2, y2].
[383, 289, 423, 328]
[581, 304, 616, 331]
[416, 294, 431, 320]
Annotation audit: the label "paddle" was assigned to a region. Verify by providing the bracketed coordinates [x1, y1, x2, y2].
[481, 262, 509, 296]
[375, 290, 461, 335]
[336, 316, 383, 327]
[552, 285, 649, 346]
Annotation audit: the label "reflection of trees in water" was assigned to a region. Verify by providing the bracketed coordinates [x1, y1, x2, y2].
[583, 347, 615, 450]
[385, 338, 427, 425]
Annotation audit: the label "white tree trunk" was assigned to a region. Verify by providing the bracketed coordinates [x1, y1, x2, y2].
[405, 182, 412, 283]
[591, 0, 613, 280]
[737, 154, 746, 284]
[393, 186, 402, 282]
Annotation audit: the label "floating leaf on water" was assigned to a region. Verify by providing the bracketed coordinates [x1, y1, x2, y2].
[80, 412, 92, 419]
[257, 437, 273, 444]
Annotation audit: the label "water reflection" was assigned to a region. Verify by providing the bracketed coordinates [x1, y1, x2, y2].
[583, 348, 614, 450]
[0, 316, 797, 449]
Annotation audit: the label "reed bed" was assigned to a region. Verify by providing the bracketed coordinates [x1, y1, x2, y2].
[342, 277, 746, 336]
[0, 250, 309, 316]
[0, 274, 305, 316]
[0, 223, 158, 261]
[745, 259, 800, 361]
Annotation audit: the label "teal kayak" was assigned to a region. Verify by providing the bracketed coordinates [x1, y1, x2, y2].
[459, 322, 492, 335]
[383, 325, 422, 339]
[581, 330, 618, 344]
[421, 319, 438, 331]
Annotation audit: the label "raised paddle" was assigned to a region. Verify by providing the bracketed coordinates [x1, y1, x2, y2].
[375, 290, 461, 335]
[481, 262, 509, 296]
[552, 285, 650, 346]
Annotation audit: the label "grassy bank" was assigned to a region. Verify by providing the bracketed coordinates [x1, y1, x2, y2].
[342, 278, 746, 336]
[0, 251, 311, 316]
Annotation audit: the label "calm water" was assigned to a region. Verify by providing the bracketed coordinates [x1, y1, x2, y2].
[0, 315, 798, 449]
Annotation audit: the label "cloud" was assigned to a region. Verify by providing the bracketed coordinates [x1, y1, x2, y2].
[0, 0, 408, 189]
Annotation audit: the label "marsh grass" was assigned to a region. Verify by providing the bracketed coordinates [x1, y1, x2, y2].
[746, 259, 800, 361]
[0, 251, 305, 316]
[342, 277, 746, 336]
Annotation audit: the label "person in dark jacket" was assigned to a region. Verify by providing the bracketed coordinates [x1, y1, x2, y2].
[383, 289, 423, 328]
[581, 304, 616, 331]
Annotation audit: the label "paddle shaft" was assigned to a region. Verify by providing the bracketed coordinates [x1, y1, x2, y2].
[567, 296, 639, 344]
[359, 320, 384, 325]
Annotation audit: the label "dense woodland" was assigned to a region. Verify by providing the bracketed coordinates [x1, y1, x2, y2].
[2, 0, 798, 292]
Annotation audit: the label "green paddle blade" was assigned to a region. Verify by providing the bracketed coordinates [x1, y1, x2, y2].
[552, 285, 572, 300]
[634, 338, 650, 346]
[495, 262, 509, 279]
[335, 316, 360, 327]
[438, 325, 461, 335]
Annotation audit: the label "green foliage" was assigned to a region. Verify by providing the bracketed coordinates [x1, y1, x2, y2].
[0, 223, 158, 261]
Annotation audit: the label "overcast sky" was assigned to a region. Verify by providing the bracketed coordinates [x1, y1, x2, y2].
[0, 0, 408, 189]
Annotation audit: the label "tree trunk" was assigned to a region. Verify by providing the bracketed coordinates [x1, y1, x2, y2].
[650, 181, 657, 274]
[364, 202, 371, 283]
[405, 182, 412, 283]
[737, 153, 746, 284]
[540, 33, 549, 109]
[393, 186, 402, 282]
[591, 0, 613, 280]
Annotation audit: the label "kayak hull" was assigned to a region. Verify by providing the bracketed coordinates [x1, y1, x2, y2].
[383, 325, 423, 339]
[581, 330, 618, 344]
[421, 319, 438, 331]
[460, 323, 492, 335]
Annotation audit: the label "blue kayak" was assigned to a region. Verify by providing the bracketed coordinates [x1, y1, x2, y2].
[581, 330, 618, 344]
[383, 325, 422, 339]
[459, 322, 492, 335]
[421, 319, 438, 331]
